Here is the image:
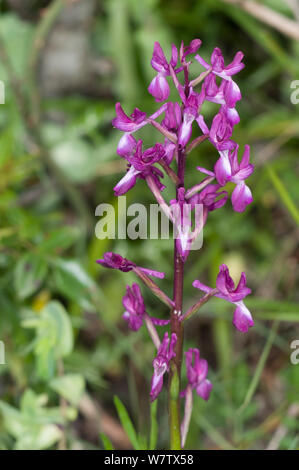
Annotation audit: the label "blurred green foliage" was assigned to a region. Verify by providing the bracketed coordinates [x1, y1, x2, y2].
[0, 0, 298, 450]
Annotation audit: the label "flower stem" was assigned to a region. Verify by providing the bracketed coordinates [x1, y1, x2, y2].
[180, 288, 218, 323]
[169, 143, 186, 450]
[169, 363, 181, 449]
[144, 314, 161, 350]
[181, 385, 193, 448]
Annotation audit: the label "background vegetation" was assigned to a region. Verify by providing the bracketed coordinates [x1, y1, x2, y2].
[0, 0, 298, 450]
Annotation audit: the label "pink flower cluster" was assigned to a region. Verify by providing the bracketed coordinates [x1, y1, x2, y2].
[98, 39, 255, 429]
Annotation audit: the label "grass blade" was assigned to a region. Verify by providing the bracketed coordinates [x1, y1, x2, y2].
[100, 433, 114, 450]
[238, 321, 279, 414]
[149, 400, 158, 450]
[266, 165, 299, 226]
[114, 395, 141, 450]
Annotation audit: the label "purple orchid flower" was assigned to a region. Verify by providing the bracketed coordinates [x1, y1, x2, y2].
[114, 140, 165, 196]
[178, 88, 205, 147]
[229, 145, 254, 212]
[148, 42, 181, 102]
[122, 283, 146, 331]
[180, 39, 202, 62]
[189, 184, 228, 226]
[195, 47, 244, 109]
[203, 75, 240, 125]
[170, 187, 205, 262]
[97, 252, 165, 279]
[117, 133, 137, 158]
[162, 102, 182, 133]
[170, 187, 193, 262]
[209, 111, 235, 152]
[181, 348, 212, 401]
[163, 139, 177, 165]
[193, 264, 254, 333]
[112, 103, 147, 132]
[150, 332, 177, 402]
[113, 103, 169, 158]
[122, 283, 170, 331]
[197, 142, 253, 213]
[213, 144, 254, 212]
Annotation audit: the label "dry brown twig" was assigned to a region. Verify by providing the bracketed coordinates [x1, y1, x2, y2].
[221, 0, 299, 41]
[266, 403, 299, 450]
[78, 394, 131, 449]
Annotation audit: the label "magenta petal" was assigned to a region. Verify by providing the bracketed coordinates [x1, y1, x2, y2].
[224, 79, 242, 108]
[170, 43, 178, 68]
[163, 141, 176, 165]
[148, 74, 170, 102]
[196, 166, 215, 177]
[233, 302, 254, 333]
[151, 42, 168, 73]
[150, 333, 177, 402]
[150, 369, 165, 402]
[205, 74, 219, 97]
[114, 167, 140, 196]
[232, 165, 254, 182]
[178, 119, 193, 147]
[196, 379, 213, 401]
[223, 105, 240, 126]
[211, 47, 225, 72]
[194, 53, 210, 70]
[112, 103, 133, 131]
[123, 311, 143, 331]
[240, 144, 250, 168]
[214, 153, 231, 186]
[112, 103, 146, 132]
[139, 267, 165, 279]
[216, 266, 231, 296]
[231, 182, 253, 212]
[196, 115, 209, 134]
[192, 279, 213, 294]
[182, 39, 202, 59]
[225, 51, 245, 76]
[175, 235, 191, 262]
[117, 133, 137, 157]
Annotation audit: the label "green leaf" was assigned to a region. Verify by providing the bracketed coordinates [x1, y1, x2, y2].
[51, 259, 96, 311]
[0, 389, 64, 450]
[14, 253, 48, 300]
[100, 433, 115, 450]
[14, 424, 62, 451]
[39, 227, 80, 253]
[40, 301, 74, 358]
[149, 401, 158, 450]
[23, 301, 74, 380]
[266, 165, 299, 226]
[113, 396, 140, 450]
[50, 374, 85, 406]
[238, 321, 279, 414]
[51, 139, 98, 183]
[0, 15, 34, 81]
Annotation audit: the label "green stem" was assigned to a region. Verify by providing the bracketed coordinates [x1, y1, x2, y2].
[168, 140, 186, 450]
[169, 364, 181, 449]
